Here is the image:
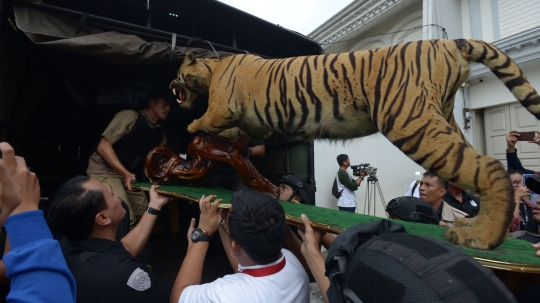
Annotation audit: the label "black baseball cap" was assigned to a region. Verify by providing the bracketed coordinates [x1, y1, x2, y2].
[278, 174, 314, 205]
[386, 196, 440, 225]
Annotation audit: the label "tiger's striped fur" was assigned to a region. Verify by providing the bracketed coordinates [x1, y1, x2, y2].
[170, 39, 540, 250]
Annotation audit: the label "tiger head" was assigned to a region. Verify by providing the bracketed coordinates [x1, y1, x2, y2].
[169, 53, 214, 109]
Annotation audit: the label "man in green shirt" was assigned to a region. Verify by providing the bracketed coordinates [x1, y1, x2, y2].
[335, 154, 366, 213]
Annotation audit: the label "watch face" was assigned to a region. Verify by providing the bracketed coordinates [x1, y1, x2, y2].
[190, 229, 201, 242]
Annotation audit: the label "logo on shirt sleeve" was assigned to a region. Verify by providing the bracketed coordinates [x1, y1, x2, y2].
[127, 267, 152, 291]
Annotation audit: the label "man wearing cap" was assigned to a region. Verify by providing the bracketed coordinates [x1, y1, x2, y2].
[279, 174, 337, 265]
[386, 196, 440, 225]
[86, 88, 174, 228]
[278, 174, 314, 205]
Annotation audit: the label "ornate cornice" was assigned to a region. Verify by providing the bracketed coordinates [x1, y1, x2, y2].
[469, 26, 540, 80]
[310, 0, 404, 48]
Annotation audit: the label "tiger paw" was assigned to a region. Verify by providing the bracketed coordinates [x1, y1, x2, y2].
[455, 217, 476, 228]
[187, 119, 202, 134]
[444, 226, 493, 250]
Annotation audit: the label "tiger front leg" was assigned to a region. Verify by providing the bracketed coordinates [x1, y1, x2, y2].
[218, 127, 246, 140]
[187, 102, 237, 134]
[384, 113, 513, 250]
[187, 117, 232, 134]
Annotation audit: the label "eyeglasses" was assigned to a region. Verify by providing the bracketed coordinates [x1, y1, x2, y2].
[220, 216, 230, 238]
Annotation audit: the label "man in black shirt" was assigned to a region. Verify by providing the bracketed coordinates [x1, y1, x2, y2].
[444, 182, 480, 217]
[205, 140, 265, 191]
[45, 176, 173, 303]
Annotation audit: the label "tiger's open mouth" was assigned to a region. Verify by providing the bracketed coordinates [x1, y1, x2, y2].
[171, 87, 186, 104]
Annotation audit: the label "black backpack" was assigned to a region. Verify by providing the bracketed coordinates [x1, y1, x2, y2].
[332, 173, 343, 199]
[325, 220, 516, 303]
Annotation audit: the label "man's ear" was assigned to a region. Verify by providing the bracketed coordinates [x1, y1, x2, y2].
[231, 239, 241, 256]
[440, 187, 447, 197]
[95, 211, 111, 226]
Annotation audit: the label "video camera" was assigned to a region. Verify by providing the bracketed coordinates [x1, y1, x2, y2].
[350, 163, 378, 178]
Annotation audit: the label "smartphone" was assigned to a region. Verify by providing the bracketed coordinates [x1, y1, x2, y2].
[524, 174, 536, 194]
[516, 131, 536, 141]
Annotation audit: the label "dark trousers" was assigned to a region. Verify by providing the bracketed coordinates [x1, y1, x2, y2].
[338, 207, 356, 213]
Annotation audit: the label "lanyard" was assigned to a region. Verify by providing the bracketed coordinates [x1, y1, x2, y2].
[241, 258, 286, 277]
[519, 202, 529, 229]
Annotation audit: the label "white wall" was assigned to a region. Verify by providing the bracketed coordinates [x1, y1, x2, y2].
[314, 135, 423, 217]
[460, 0, 473, 39]
[461, 0, 502, 42]
[429, 0, 474, 145]
[424, 0, 463, 40]
[498, 0, 540, 39]
[469, 66, 540, 110]
[478, 0, 498, 42]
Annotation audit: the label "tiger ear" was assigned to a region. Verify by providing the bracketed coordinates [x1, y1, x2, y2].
[184, 53, 195, 65]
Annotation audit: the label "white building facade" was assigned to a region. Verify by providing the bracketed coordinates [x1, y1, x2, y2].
[308, 0, 540, 217]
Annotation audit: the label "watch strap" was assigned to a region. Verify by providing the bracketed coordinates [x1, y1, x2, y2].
[199, 228, 212, 237]
[146, 206, 160, 215]
[192, 228, 212, 242]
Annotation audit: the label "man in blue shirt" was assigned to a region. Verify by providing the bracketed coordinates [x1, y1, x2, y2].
[0, 142, 76, 303]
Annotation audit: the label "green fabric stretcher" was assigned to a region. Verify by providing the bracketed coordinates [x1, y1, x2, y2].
[133, 182, 540, 273]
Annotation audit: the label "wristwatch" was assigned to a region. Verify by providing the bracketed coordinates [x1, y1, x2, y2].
[146, 206, 160, 215]
[190, 228, 213, 243]
[359, 176, 364, 181]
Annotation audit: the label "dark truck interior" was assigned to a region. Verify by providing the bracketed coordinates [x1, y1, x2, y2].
[0, 0, 322, 197]
[0, 0, 323, 288]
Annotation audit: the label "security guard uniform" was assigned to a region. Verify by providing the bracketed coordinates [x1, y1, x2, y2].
[60, 237, 171, 303]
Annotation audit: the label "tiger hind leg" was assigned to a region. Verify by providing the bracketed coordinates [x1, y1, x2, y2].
[447, 113, 476, 229]
[386, 113, 513, 249]
[455, 216, 476, 227]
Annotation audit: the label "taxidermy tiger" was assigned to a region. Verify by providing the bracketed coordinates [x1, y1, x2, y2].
[169, 39, 540, 250]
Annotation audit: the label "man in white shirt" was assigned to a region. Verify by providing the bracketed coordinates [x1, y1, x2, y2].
[335, 154, 366, 213]
[171, 189, 310, 303]
[405, 180, 421, 198]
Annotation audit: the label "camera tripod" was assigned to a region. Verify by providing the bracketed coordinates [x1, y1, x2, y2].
[362, 176, 388, 218]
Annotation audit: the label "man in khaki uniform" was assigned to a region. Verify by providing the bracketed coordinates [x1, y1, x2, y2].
[86, 88, 174, 228]
[418, 171, 468, 227]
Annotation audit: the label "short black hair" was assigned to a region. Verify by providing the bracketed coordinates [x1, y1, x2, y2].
[45, 176, 107, 241]
[228, 189, 287, 265]
[137, 87, 176, 110]
[507, 169, 523, 176]
[422, 171, 448, 189]
[337, 154, 348, 166]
